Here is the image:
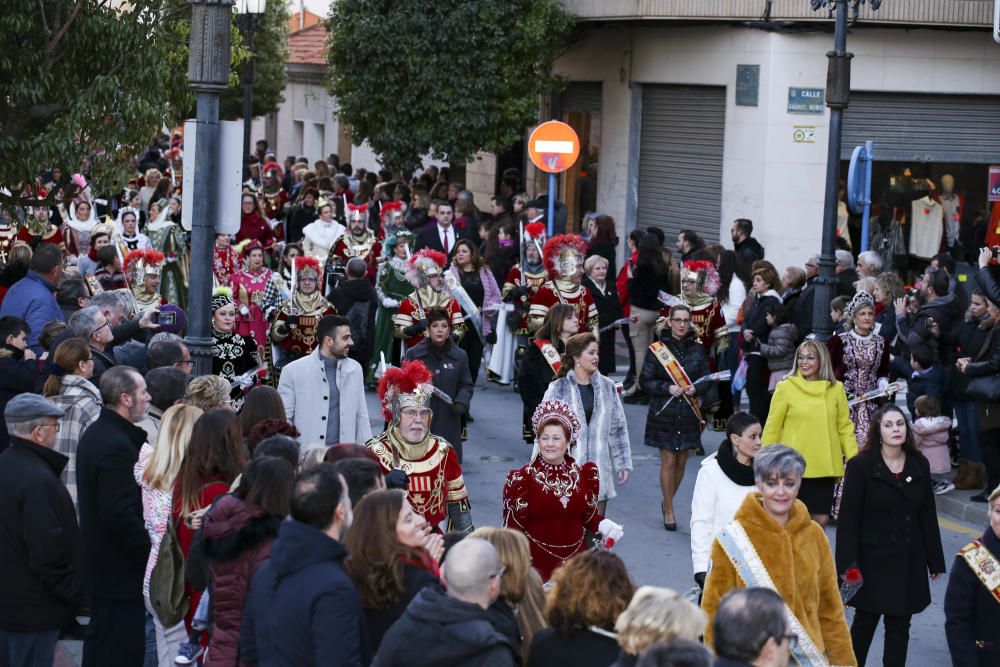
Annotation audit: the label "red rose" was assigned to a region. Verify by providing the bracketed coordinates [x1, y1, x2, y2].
[604, 537, 616, 549]
[845, 567, 862, 584]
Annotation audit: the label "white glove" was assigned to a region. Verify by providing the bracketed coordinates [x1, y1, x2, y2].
[383, 298, 399, 308]
[878, 377, 889, 393]
[238, 374, 255, 390]
[239, 304, 251, 317]
[598, 518, 624, 544]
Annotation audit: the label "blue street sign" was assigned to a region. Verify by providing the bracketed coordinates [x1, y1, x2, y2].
[847, 141, 874, 252]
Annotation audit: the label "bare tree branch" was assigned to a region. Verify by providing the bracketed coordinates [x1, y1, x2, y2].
[47, 0, 84, 55]
[36, 0, 51, 38]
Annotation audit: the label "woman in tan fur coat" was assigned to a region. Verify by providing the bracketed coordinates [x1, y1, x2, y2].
[702, 445, 857, 667]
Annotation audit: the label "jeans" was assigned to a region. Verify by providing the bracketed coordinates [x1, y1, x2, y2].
[0, 628, 58, 667]
[954, 400, 982, 462]
[143, 612, 157, 667]
[850, 610, 912, 667]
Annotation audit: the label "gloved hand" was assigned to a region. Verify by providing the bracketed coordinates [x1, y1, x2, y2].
[383, 298, 400, 308]
[238, 374, 255, 390]
[597, 518, 624, 547]
[694, 572, 706, 590]
[451, 402, 468, 416]
[402, 319, 428, 337]
[486, 331, 497, 345]
[878, 377, 889, 393]
[385, 468, 409, 490]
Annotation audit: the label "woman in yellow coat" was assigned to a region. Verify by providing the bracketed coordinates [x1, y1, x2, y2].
[702, 445, 857, 667]
[761, 339, 858, 525]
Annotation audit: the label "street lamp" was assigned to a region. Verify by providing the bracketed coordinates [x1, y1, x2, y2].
[809, 0, 881, 341]
[186, 0, 233, 376]
[235, 0, 267, 172]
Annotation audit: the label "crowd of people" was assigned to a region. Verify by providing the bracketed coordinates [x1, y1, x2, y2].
[0, 137, 998, 667]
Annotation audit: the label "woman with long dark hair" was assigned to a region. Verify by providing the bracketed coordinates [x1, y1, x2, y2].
[628, 235, 669, 400]
[173, 408, 245, 630]
[450, 238, 501, 383]
[239, 385, 286, 442]
[836, 404, 946, 667]
[517, 303, 576, 443]
[344, 489, 444, 655]
[586, 215, 618, 278]
[740, 265, 783, 423]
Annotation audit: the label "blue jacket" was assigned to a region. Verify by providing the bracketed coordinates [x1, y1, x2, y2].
[0, 270, 63, 354]
[241, 519, 368, 667]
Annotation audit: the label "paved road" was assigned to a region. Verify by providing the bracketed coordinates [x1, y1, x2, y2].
[438, 372, 985, 667]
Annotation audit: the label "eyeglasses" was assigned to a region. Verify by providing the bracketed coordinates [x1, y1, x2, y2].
[670, 318, 691, 324]
[681, 278, 697, 284]
[39, 422, 60, 432]
[174, 360, 194, 368]
[91, 320, 111, 337]
[400, 408, 432, 420]
[780, 634, 799, 650]
[490, 565, 507, 580]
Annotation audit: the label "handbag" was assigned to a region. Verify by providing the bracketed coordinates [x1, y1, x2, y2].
[732, 357, 749, 393]
[965, 375, 1000, 402]
[149, 516, 190, 627]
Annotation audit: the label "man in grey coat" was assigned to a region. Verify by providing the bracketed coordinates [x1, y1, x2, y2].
[278, 315, 373, 446]
[404, 307, 473, 462]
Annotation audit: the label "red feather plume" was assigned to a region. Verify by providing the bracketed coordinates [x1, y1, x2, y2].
[380, 201, 403, 218]
[124, 249, 165, 273]
[293, 255, 321, 274]
[524, 222, 546, 239]
[541, 234, 589, 279]
[408, 248, 447, 269]
[377, 360, 434, 421]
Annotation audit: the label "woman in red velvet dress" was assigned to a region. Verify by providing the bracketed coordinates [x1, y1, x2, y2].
[503, 399, 624, 580]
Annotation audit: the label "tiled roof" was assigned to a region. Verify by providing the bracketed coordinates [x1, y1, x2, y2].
[288, 23, 327, 66]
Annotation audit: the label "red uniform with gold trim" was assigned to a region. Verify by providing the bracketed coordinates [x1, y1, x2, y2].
[327, 232, 382, 282]
[17, 224, 64, 249]
[0, 224, 19, 265]
[502, 264, 547, 335]
[528, 279, 599, 334]
[393, 288, 465, 348]
[365, 428, 469, 528]
[269, 292, 338, 360]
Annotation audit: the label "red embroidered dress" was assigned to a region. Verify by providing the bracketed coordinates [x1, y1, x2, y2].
[502, 456, 603, 581]
[230, 268, 276, 345]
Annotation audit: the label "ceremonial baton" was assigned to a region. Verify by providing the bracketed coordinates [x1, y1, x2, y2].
[654, 370, 732, 416]
[848, 381, 903, 407]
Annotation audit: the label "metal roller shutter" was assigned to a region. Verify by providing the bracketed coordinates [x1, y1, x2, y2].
[637, 85, 727, 243]
[842, 92, 1000, 163]
[560, 82, 603, 114]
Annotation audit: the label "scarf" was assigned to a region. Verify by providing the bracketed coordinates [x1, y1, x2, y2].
[716, 438, 755, 486]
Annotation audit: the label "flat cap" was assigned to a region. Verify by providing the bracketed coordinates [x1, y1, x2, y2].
[5, 394, 65, 423]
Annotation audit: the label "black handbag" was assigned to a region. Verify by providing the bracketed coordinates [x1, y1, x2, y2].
[966, 375, 1000, 402]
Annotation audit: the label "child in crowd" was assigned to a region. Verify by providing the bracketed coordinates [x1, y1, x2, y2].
[905, 345, 944, 420]
[830, 295, 849, 334]
[758, 302, 798, 393]
[911, 395, 954, 495]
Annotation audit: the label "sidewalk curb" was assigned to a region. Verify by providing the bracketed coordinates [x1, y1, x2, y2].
[935, 489, 988, 526]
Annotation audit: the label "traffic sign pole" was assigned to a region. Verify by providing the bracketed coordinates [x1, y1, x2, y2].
[547, 172, 556, 237]
[861, 140, 873, 252]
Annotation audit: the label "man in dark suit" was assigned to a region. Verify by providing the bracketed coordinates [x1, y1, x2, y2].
[76, 367, 152, 667]
[414, 200, 471, 257]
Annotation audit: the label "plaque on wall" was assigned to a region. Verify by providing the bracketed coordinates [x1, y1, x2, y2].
[736, 64, 760, 107]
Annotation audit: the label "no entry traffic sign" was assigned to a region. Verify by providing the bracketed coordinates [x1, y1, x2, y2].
[528, 121, 580, 174]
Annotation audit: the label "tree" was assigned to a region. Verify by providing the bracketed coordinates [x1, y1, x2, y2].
[221, 0, 290, 121]
[326, 0, 574, 173]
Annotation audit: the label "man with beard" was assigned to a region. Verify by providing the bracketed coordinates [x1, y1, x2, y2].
[270, 256, 338, 366]
[366, 360, 472, 532]
[327, 203, 382, 288]
[404, 308, 473, 462]
[278, 315, 372, 448]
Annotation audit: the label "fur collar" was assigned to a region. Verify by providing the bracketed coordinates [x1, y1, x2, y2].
[733, 491, 812, 536]
[202, 495, 281, 563]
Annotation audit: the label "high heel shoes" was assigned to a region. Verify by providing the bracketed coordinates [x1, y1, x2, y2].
[662, 505, 677, 531]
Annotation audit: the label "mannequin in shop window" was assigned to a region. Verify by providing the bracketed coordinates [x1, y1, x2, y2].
[938, 174, 963, 258]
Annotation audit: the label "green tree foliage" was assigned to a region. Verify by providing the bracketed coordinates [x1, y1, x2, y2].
[221, 0, 290, 121]
[326, 0, 574, 173]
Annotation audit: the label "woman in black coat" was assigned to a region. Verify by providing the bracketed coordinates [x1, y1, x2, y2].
[944, 486, 1000, 667]
[582, 255, 623, 376]
[835, 403, 946, 667]
[516, 304, 575, 443]
[639, 304, 717, 531]
[740, 265, 782, 424]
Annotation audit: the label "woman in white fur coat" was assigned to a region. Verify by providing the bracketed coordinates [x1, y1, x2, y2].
[541, 332, 632, 511]
[689, 412, 760, 590]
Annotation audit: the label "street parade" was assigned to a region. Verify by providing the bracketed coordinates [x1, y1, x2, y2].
[4, 2, 1000, 667]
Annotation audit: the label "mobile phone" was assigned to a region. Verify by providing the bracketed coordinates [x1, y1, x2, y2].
[157, 311, 176, 326]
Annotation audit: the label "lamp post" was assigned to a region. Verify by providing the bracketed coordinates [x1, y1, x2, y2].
[236, 0, 267, 171]
[809, 0, 880, 341]
[186, 0, 233, 376]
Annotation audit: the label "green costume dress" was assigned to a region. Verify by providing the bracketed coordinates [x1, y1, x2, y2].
[146, 220, 188, 308]
[369, 256, 413, 384]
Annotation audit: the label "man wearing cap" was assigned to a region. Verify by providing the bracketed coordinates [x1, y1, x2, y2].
[76, 366, 152, 667]
[0, 394, 85, 665]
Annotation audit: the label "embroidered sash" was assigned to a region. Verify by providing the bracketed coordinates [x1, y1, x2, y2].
[717, 521, 829, 667]
[959, 540, 1000, 604]
[649, 341, 704, 422]
[533, 339, 562, 375]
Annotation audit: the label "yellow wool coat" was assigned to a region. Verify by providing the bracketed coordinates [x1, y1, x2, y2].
[702, 493, 857, 667]
[761, 373, 858, 478]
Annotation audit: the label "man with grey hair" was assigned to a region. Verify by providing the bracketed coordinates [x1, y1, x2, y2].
[69, 305, 116, 384]
[834, 249, 858, 297]
[712, 588, 791, 667]
[91, 289, 159, 352]
[373, 537, 516, 666]
[146, 335, 192, 375]
[76, 366, 151, 667]
[0, 395, 84, 666]
[856, 250, 882, 278]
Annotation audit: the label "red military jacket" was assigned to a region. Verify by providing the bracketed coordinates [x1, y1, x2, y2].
[528, 279, 599, 334]
[393, 288, 465, 348]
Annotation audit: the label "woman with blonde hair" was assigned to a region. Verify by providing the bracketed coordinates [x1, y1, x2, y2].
[527, 551, 635, 667]
[133, 404, 203, 666]
[470, 527, 547, 663]
[611, 586, 707, 667]
[184, 374, 231, 412]
[761, 339, 858, 525]
[44, 337, 100, 508]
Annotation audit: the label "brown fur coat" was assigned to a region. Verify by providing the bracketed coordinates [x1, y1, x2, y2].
[702, 493, 857, 667]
